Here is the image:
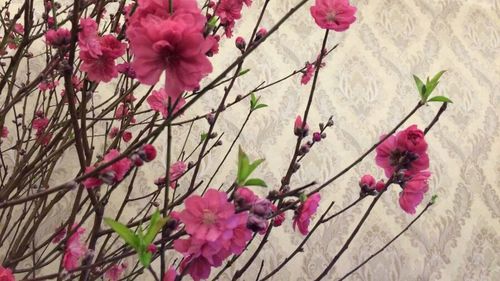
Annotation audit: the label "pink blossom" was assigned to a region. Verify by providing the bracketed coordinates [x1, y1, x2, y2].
[235, 36, 246, 50]
[108, 127, 119, 138]
[375, 180, 385, 192]
[399, 171, 430, 214]
[234, 187, 257, 207]
[141, 144, 157, 162]
[178, 189, 238, 241]
[162, 266, 177, 281]
[147, 88, 186, 118]
[216, 0, 243, 25]
[223, 213, 252, 254]
[114, 103, 129, 119]
[375, 125, 429, 177]
[310, 0, 357, 31]
[271, 204, 285, 227]
[301, 62, 314, 85]
[147, 244, 157, 254]
[63, 225, 87, 271]
[52, 227, 66, 244]
[80, 34, 126, 82]
[293, 193, 321, 235]
[255, 27, 267, 41]
[122, 131, 132, 142]
[116, 62, 136, 78]
[169, 161, 186, 189]
[359, 174, 376, 189]
[127, 0, 212, 98]
[45, 28, 71, 47]
[294, 115, 309, 136]
[78, 18, 102, 58]
[1, 126, 8, 138]
[82, 149, 132, 189]
[104, 263, 127, 281]
[38, 80, 59, 91]
[0, 266, 15, 281]
[14, 23, 24, 35]
[32, 117, 49, 132]
[206, 35, 220, 56]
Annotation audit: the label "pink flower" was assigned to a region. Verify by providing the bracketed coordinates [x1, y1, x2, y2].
[82, 149, 132, 189]
[80, 34, 126, 82]
[38, 80, 59, 91]
[294, 115, 309, 137]
[45, 28, 71, 47]
[271, 204, 285, 227]
[399, 171, 430, 214]
[147, 244, 157, 254]
[1, 126, 8, 138]
[116, 62, 136, 78]
[216, 0, 243, 25]
[301, 62, 314, 85]
[359, 174, 376, 189]
[108, 127, 119, 138]
[141, 144, 157, 162]
[122, 131, 132, 142]
[52, 227, 66, 244]
[169, 161, 186, 189]
[104, 263, 127, 281]
[179, 189, 238, 241]
[375, 125, 429, 177]
[234, 187, 257, 207]
[206, 35, 220, 56]
[0, 266, 15, 281]
[293, 193, 321, 235]
[147, 88, 186, 118]
[78, 18, 102, 58]
[162, 266, 177, 281]
[310, 0, 357, 31]
[127, 0, 212, 98]
[32, 117, 49, 132]
[14, 23, 24, 35]
[63, 225, 87, 271]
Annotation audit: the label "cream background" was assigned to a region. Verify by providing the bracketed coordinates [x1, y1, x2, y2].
[2, 0, 499, 280]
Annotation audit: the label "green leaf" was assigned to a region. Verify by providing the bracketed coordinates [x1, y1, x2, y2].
[138, 251, 153, 267]
[244, 178, 267, 187]
[238, 69, 251, 76]
[431, 194, 438, 204]
[430, 70, 446, 86]
[200, 132, 208, 142]
[144, 211, 169, 245]
[427, 96, 453, 103]
[207, 16, 218, 28]
[104, 218, 140, 250]
[237, 146, 250, 184]
[413, 75, 425, 99]
[247, 158, 265, 178]
[253, 104, 268, 110]
[424, 70, 447, 100]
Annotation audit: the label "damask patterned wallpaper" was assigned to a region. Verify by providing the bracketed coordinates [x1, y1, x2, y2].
[9, 0, 499, 280]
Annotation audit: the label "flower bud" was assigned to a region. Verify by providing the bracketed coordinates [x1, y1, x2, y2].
[235, 36, 246, 51]
[255, 28, 267, 41]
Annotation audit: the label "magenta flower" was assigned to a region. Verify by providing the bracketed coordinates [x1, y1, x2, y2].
[234, 187, 257, 207]
[0, 266, 15, 281]
[216, 0, 243, 25]
[399, 171, 430, 214]
[179, 189, 238, 241]
[310, 0, 357, 31]
[293, 193, 321, 235]
[78, 18, 102, 58]
[147, 88, 186, 118]
[375, 125, 429, 177]
[32, 117, 49, 132]
[127, 0, 212, 98]
[63, 225, 87, 271]
[271, 204, 286, 227]
[294, 115, 309, 136]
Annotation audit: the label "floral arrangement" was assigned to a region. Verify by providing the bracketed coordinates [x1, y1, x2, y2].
[0, 0, 452, 280]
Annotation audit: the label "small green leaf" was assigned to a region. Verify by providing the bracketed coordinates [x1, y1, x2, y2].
[424, 70, 447, 100]
[427, 96, 453, 103]
[238, 69, 251, 76]
[299, 193, 307, 202]
[138, 251, 153, 267]
[244, 178, 267, 187]
[200, 133, 208, 142]
[413, 75, 425, 99]
[144, 211, 169, 245]
[247, 159, 265, 178]
[430, 70, 446, 86]
[253, 104, 268, 110]
[237, 146, 250, 184]
[207, 16, 218, 28]
[430, 194, 438, 204]
[104, 218, 140, 249]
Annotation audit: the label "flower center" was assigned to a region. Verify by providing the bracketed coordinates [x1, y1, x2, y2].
[202, 210, 217, 225]
[326, 11, 338, 23]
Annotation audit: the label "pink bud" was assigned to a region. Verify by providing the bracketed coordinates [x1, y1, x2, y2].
[235, 36, 246, 51]
[255, 28, 267, 41]
[146, 244, 157, 254]
[122, 131, 132, 142]
[141, 144, 157, 162]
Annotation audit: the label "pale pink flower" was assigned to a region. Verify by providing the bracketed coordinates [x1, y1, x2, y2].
[178, 189, 238, 241]
[45, 28, 71, 47]
[0, 266, 15, 281]
[169, 161, 186, 189]
[104, 263, 127, 281]
[147, 88, 186, 118]
[375, 125, 429, 177]
[293, 193, 321, 235]
[310, 0, 357, 31]
[38, 80, 59, 91]
[399, 171, 430, 214]
[78, 18, 102, 58]
[162, 266, 177, 281]
[63, 225, 87, 271]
